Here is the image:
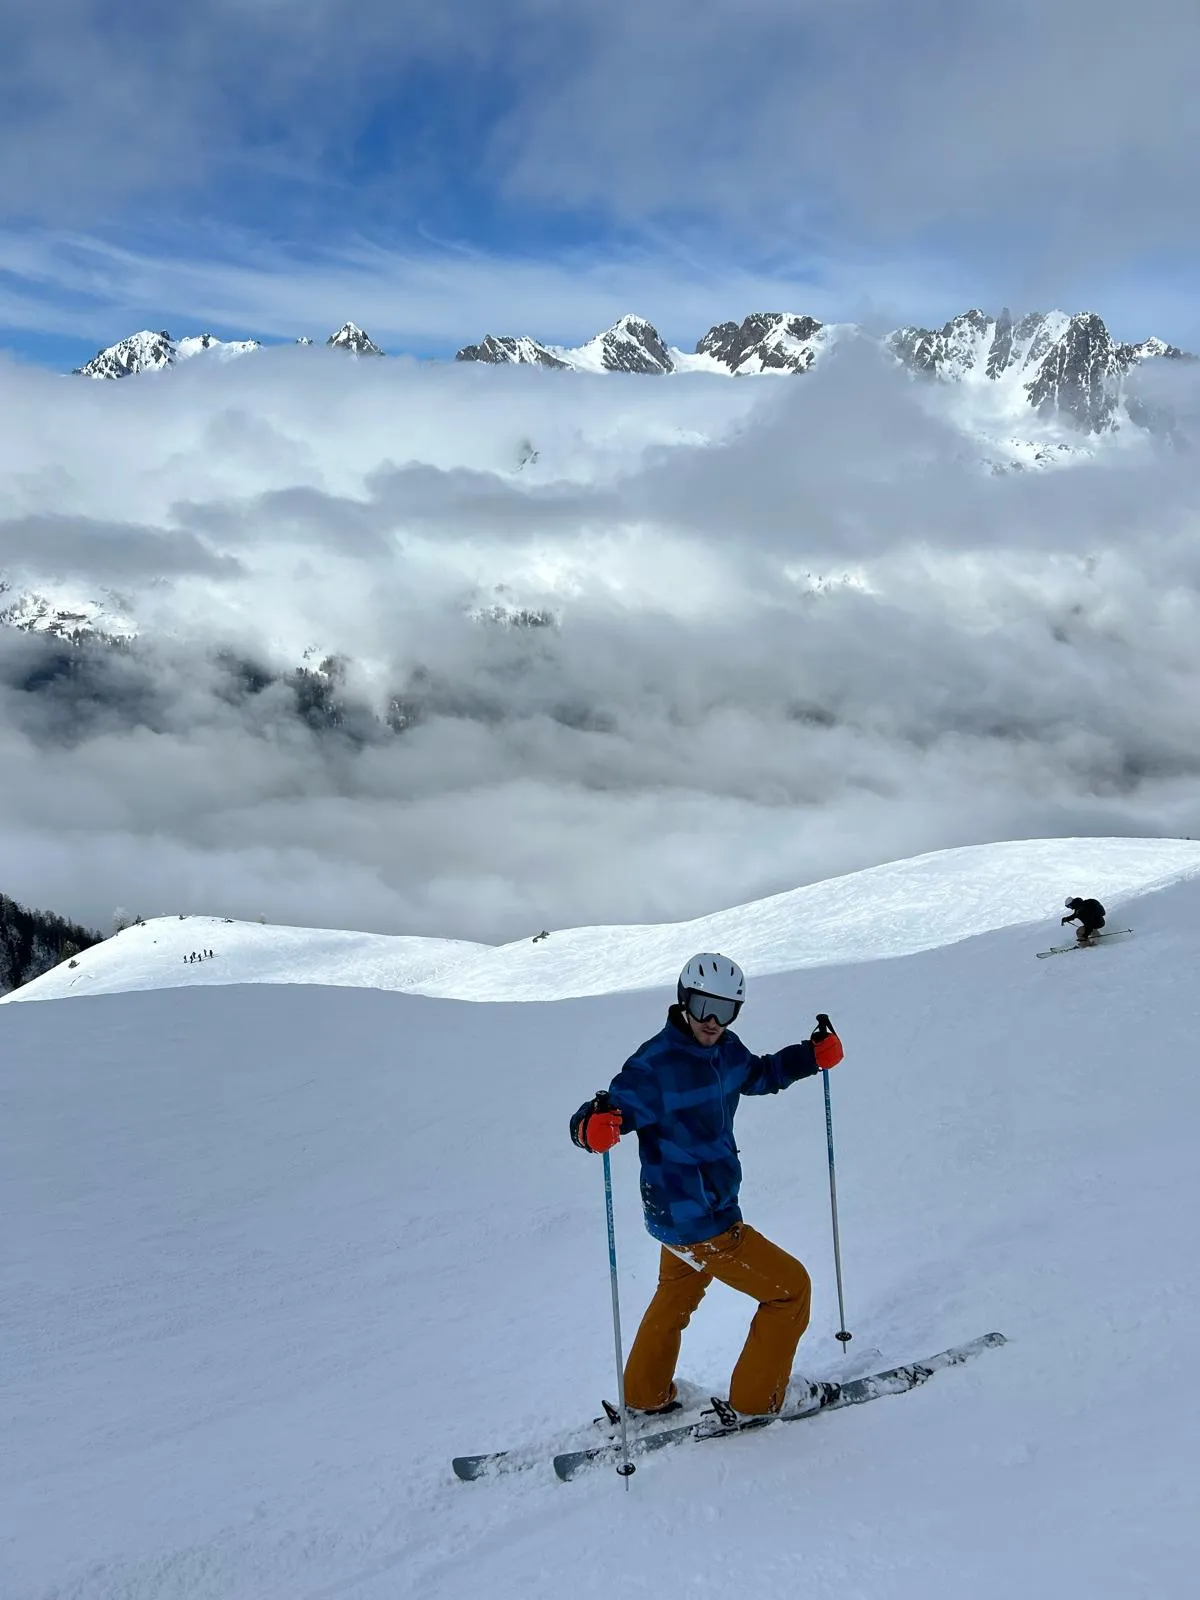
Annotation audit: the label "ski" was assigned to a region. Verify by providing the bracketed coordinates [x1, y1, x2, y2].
[452, 1400, 689, 1481]
[452, 1445, 523, 1481]
[551, 1331, 1006, 1481]
[1036, 929, 1132, 959]
[451, 1330, 1006, 1483]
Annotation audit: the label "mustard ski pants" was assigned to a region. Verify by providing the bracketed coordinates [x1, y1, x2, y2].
[623, 1222, 812, 1416]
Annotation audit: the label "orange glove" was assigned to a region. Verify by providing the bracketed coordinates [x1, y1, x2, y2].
[570, 1100, 623, 1152]
[811, 1013, 843, 1071]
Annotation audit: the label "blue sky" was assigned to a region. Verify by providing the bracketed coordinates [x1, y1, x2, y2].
[3, 0, 1199, 369]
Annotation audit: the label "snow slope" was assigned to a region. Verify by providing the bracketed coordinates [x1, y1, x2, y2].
[4, 839, 1200, 1599]
[9, 836, 1200, 1007]
[2, 917, 489, 1005]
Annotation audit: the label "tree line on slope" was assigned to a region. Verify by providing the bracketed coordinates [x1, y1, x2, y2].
[0, 893, 103, 994]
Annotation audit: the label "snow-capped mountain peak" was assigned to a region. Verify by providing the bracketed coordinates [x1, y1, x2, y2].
[69, 308, 1193, 453]
[454, 334, 569, 369]
[456, 315, 674, 375]
[73, 329, 261, 379]
[569, 314, 674, 375]
[0, 581, 136, 642]
[73, 330, 177, 379]
[685, 311, 831, 375]
[455, 310, 841, 379]
[1023, 311, 1127, 433]
[326, 323, 383, 356]
[1122, 334, 1189, 363]
[889, 308, 1191, 436]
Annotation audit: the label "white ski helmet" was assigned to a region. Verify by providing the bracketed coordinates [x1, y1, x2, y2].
[677, 952, 745, 1026]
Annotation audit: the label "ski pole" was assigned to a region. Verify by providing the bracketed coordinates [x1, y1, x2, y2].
[596, 1093, 636, 1483]
[814, 1016, 852, 1347]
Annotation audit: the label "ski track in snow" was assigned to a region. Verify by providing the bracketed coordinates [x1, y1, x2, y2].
[4, 836, 1200, 1598]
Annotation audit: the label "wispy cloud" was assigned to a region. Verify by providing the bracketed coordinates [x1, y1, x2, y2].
[4, 2, 1199, 359]
[0, 225, 980, 354]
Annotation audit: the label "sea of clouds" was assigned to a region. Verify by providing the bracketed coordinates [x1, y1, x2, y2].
[2, 339, 1200, 943]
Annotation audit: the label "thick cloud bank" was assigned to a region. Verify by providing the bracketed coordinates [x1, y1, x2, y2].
[2, 343, 1200, 942]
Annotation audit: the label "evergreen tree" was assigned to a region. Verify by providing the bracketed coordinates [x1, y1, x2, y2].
[0, 894, 103, 994]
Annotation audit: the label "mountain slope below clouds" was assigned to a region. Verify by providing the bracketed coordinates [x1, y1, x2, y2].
[4, 839, 1200, 1600]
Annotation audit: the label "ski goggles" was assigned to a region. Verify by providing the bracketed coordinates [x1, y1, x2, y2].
[683, 989, 742, 1027]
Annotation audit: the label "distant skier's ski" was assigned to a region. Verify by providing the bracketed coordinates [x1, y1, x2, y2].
[552, 1330, 1006, 1481]
[451, 1331, 1006, 1483]
[1036, 929, 1132, 959]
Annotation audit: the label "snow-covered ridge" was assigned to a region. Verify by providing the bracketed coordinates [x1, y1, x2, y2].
[456, 310, 846, 378]
[74, 308, 1191, 441]
[0, 582, 136, 642]
[9, 837, 1200, 1007]
[73, 322, 378, 378]
[455, 306, 1191, 437]
[73, 330, 262, 379]
[888, 308, 1194, 434]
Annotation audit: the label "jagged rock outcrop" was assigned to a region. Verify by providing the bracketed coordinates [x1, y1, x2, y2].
[695, 312, 825, 374]
[326, 323, 383, 356]
[1023, 313, 1126, 432]
[456, 315, 673, 374]
[890, 308, 1059, 382]
[889, 308, 1190, 434]
[455, 334, 568, 368]
[577, 315, 673, 374]
[1120, 336, 1192, 364]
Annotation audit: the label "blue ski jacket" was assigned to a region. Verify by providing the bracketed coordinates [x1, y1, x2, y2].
[600, 1007, 819, 1247]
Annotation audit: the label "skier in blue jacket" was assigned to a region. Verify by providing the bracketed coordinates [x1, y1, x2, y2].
[571, 952, 842, 1419]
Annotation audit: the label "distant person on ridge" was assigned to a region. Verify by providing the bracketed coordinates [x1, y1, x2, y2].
[1062, 896, 1106, 945]
[570, 952, 843, 1421]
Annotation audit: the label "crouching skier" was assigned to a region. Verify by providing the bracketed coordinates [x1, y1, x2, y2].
[570, 952, 843, 1423]
[1062, 896, 1106, 945]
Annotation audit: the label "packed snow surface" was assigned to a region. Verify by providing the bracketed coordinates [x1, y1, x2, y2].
[9, 836, 1200, 1006]
[4, 837, 1200, 1599]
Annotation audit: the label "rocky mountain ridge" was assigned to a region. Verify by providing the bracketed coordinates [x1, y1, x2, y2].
[889, 309, 1191, 433]
[73, 323, 379, 378]
[71, 307, 1192, 438]
[73, 330, 263, 379]
[454, 311, 834, 378]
